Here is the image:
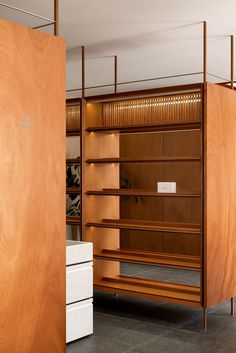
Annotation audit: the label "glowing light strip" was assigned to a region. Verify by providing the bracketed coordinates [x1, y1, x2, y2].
[114, 98, 201, 110]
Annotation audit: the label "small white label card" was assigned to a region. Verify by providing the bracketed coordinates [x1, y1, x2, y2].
[157, 182, 176, 193]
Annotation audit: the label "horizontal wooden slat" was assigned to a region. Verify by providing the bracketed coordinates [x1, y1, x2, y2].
[66, 188, 81, 194]
[95, 275, 201, 307]
[87, 218, 201, 234]
[86, 121, 201, 134]
[86, 188, 201, 198]
[66, 128, 80, 136]
[86, 156, 201, 164]
[66, 158, 80, 164]
[95, 248, 201, 270]
[66, 216, 80, 225]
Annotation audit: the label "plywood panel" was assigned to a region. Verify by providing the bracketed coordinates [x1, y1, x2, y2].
[0, 21, 65, 352]
[120, 133, 164, 250]
[120, 130, 201, 254]
[164, 234, 201, 256]
[204, 83, 236, 307]
[82, 100, 120, 280]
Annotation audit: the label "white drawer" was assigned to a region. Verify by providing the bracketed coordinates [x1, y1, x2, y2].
[66, 262, 93, 304]
[66, 241, 93, 266]
[66, 299, 93, 343]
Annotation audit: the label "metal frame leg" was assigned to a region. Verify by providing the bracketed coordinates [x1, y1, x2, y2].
[203, 308, 208, 330]
[231, 297, 234, 316]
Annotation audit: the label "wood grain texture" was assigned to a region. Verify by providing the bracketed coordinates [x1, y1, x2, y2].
[95, 275, 201, 307]
[87, 219, 200, 234]
[204, 83, 236, 307]
[82, 100, 120, 280]
[120, 130, 201, 255]
[86, 120, 201, 133]
[0, 20, 66, 353]
[94, 248, 201, 270]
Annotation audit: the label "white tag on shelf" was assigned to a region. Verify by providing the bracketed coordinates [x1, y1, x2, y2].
[157, 182, 176, 193]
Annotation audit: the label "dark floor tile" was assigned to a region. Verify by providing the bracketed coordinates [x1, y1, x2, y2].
[126, 330, 228, 353]
[67, 335, 130, 353]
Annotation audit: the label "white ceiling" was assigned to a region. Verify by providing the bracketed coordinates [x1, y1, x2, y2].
[1, 0, 236, 96]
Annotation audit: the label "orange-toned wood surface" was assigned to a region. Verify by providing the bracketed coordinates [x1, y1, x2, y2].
[204, 83, 236, 307]
[95, 275, 201, 307]
[120, 130, 201, 255]
[82, 100, 120, 281]
[0, 21, 66, 353]
[94, 248, 201, 270]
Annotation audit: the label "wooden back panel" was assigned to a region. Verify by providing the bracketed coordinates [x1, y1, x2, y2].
[204, 83, 236, 307]
[0, 21, 66, 353]
[120, 130, 201, 255]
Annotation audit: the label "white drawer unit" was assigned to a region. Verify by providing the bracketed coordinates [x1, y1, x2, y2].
[66, 262, 93, 304]
[66, 299, 93, 343]
[66, 241, 93, 344]
[66, 240, 93, 265]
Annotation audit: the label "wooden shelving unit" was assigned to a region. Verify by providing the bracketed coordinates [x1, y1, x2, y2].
[82, 83, 236, 327]
[66, 98, 82, 239]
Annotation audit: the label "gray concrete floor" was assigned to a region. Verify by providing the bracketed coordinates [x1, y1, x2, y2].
[67, 264, 236, 353]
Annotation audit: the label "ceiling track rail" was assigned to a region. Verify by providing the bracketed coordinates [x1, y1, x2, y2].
[67, 21, 235, 97]
[0, 0, 59, 35]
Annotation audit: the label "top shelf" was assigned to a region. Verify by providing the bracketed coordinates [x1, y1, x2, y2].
[86, 120, 201, 134]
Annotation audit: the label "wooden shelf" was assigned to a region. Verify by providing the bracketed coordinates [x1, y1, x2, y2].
[66, 187, 81, 194]
[94, 248, 201, 271]
[86, 188, 201, 198]
[94, 275, 201, 307]
[86, 156, 201, 164]
[66, 158, 80, 164]
[86, 120, 201, 134]
[86, 219, 201, 234]
[66, 216, 80, 225]
[66, 128, 80, 136]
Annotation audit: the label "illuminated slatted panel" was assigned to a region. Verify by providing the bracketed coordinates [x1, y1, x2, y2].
[102, 92, 201, 126]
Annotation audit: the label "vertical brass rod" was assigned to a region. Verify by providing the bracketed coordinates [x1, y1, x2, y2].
[81, 46, 85, 98]
[114, 56, 118, 94]
[203, 308, 208, 330]
[231, 35, 234, 89]
[54, 0, 59, 36]
[203, 21, 207, 83]
[231, 297, 234, 316]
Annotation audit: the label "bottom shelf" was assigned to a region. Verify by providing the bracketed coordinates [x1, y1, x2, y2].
[94, 275, 201, 307]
